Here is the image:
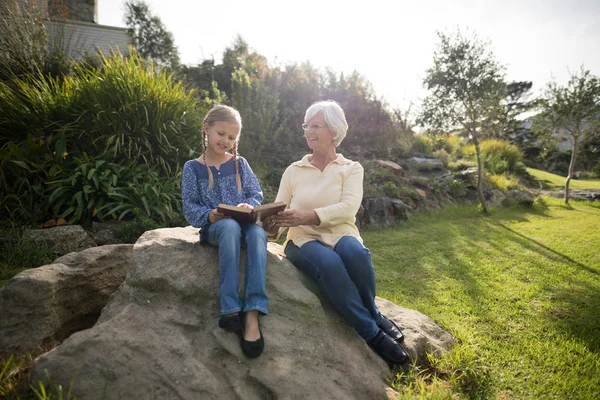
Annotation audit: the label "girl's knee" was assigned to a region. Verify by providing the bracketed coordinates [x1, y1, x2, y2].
[245, 224, 267, 242]
[217, 218, 242, 237]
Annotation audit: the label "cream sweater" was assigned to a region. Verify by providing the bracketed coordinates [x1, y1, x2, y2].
[275, 154, 363, 248]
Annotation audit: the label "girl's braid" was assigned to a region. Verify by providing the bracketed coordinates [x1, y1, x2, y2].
[201, 127, 214, 190]
[232, 141, 242, 193]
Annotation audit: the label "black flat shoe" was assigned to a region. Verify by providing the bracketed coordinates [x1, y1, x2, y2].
[241, 317, 264, 358]
[218, 313, 242, 333]
[378, 316, 405, 344]
[367, 330, 409, 366]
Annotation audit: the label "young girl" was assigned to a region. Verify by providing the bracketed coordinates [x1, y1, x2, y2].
[181, 105, 267, 358]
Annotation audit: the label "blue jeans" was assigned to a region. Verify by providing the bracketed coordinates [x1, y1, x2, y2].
[285, 236, 383, 340]
[206, 218, 269, 316]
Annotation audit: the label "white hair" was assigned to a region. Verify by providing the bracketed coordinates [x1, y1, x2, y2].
[305, 100, 348, 147]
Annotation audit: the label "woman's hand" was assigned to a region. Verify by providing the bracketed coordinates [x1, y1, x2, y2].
[237, 203, 254, 209]
[270, 209, 320, 228]
[208, 208, 228, 223]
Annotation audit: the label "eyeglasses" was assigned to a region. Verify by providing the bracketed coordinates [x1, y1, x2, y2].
[302, 123, 328, 131]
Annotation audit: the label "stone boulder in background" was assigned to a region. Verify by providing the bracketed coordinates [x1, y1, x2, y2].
[502, 189, 535, 206]
[0, 245, 132, 358]
[407, 157, 445, 173]
[24, 225, 97, 255]
[30, 227, 455, 400]
[358, 197, 412, 227]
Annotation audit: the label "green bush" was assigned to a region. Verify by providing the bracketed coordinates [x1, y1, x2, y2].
[593, 161, 600, 178]
[47, 155, 129, 224]
[411, 134, 432, 155]
[0, 50, 209, 226]
[448, 159, 477, 171]
[382, 181, 401, 198]
[487, 173, 520, 193]
[462, 139, 524, 174]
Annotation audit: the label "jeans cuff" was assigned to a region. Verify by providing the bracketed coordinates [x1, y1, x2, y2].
[220, 307, 242, 316]
[243, 305, 269, 315]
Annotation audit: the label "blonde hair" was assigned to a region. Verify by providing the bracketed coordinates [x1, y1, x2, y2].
[305, 100, 349, 147]
[202, 105, 243, 192]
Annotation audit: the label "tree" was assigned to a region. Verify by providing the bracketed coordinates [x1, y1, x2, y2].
[534, 68, 600, 204]
[418, 30, 505, 213]
[124, 0, 180, 69]
[501, 81, 537, 137]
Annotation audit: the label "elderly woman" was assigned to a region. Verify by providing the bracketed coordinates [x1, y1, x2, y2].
[267, 100, 409, 366]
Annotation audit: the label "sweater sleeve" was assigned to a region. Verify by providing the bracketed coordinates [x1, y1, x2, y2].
[240, 157, 264, 207]
[274, 166, 292, 206]
[314, 162, 363, 228]
[267, 166, 294, 241]
[181, 162, 212, 228]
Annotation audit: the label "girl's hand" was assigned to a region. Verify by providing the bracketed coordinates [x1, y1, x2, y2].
[270, 209, 320, 227]
[208, 208, 228, 223]
[237, 203, 254, 209]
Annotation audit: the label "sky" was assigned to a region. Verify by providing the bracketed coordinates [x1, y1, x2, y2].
[97, 0, 600, 114]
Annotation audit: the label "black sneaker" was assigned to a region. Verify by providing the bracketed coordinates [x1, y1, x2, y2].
[367, 330, 409, 366]
[378, 316, 404, 344]
[218, 314, 242, 333]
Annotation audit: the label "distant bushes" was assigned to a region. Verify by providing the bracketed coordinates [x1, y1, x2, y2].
[463, 139, 525, 175]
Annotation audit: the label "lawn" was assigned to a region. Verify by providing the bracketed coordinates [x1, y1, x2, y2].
[363, 197, 600, 399]
[527, 168, 600, 190]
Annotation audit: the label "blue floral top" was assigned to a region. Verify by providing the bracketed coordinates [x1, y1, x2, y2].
[181, 156, 263, 242]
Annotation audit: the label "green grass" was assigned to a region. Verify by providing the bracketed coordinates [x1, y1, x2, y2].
[527, 168, 600, 190]
[0, 230, 57, 288]
[364, 197, 600, 399]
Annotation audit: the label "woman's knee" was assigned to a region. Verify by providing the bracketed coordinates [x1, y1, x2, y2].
[335, 236, 371, 260]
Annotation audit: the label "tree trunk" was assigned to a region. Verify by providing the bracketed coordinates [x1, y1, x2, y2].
[565, 134, 579, 205]
[474, 137, 488, 213]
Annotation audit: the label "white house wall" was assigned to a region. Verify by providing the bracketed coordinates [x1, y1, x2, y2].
[46, 19, 130, 59]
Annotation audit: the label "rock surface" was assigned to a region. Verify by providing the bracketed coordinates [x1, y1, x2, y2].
[358, 197, 412, 227]
[0, 245, 132, 358]
[29, 227, 455, 400]
[24, 225, 97, 255]
[407, 157, 445, 172]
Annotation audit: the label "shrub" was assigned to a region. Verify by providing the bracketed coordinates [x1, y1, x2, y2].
[0, 50, 210, 226]
[411, 134, 432, 155]
[448, 159, 477, 171]
[462, 139, 524, 175]
[593, 161, 600, 178]
[382, 181, 401, 198]
[68, 50, 208, 175]
[0, 0, 48, 81]
[445, 179, 469, 196]
[487, 173, 520, 193]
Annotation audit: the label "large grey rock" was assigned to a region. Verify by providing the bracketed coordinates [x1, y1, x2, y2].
[376, 160, 405, 175]
[0, 245, 132, 358]
[30, 227, 454, 399]
[358, 197, 412, 227]
[407, 157, 445, 172]
[89, 221, 129, 245]
[455, 167, 492, 193]
[376, 298, 456, 358]
[488, 189, 507, 207]
[24, 225, 97, 255]
[502, 190, 535, 206]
